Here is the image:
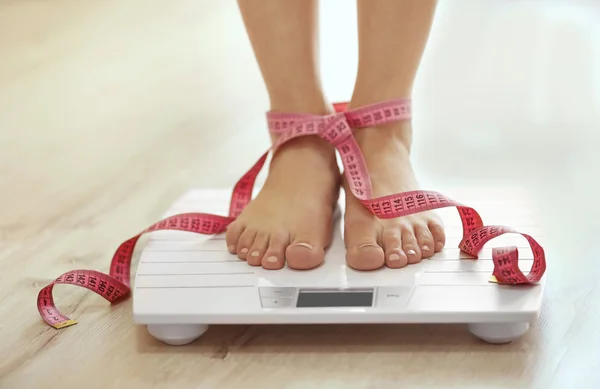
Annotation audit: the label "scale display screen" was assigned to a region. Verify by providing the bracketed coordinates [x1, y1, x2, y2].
[296, 288, 374, 307]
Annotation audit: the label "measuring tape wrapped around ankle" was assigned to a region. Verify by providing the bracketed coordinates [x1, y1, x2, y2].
[37, 98, 546, 330]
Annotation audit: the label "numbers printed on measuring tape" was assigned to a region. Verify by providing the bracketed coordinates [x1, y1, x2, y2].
[36, 98, 546, 330]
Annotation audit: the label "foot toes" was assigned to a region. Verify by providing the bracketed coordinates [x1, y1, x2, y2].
[401, 227, 422, 264]
[236, 229, 256, 260]
[262, 232, 288, 270]
[247, 232, 269, 266]
[286, 238, 324, 270]
[382, 228, 408, 268]
[346, 242, 385, 271]
[225, 221, 245, 254]
[415, 224, 435, 259]
[428, 220, 446, 252]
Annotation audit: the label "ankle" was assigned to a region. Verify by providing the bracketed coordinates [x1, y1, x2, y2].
[267, 93, 338, 156]
[354, 120, 413, 154]
[270, 133, 338, 168]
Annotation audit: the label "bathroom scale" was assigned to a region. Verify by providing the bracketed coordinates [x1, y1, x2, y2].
[132, 187, 546, 346]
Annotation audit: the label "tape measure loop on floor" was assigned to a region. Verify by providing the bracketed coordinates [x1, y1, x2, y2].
[37, 97, 547, 330]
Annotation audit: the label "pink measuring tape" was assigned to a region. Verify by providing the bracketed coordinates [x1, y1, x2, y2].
[37, 98, 546, 329]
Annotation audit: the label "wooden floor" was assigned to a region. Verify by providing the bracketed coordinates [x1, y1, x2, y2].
[1, 0, 599, 388]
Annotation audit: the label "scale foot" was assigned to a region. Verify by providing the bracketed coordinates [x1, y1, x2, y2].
[147, 324, 208, 345]
[468, 322, 530, 344]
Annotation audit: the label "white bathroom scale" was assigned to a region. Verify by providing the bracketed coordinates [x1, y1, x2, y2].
[132, 187, 546, 345]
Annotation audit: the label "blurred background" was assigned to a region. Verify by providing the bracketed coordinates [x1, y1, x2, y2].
[1, 0, 598, 272]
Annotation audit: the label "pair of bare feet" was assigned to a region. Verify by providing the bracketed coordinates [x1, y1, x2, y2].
[229, 0, 442, 271]
[224, 105, 446, 271]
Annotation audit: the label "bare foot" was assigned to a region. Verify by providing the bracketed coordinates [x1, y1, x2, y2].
[225, 134, 340, 270]
[343, 120, 446, 270]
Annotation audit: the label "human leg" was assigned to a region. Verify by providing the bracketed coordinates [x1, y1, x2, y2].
[227, 0, 340, 270]
[343, 0, 445, 270]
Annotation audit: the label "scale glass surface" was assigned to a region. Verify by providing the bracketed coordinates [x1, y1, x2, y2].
[132, 188, 546, 345]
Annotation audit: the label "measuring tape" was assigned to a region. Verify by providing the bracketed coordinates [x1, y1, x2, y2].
[37, 98, 547, 330]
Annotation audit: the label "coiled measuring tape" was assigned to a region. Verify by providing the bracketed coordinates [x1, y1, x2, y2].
[37, 98, 546, 329]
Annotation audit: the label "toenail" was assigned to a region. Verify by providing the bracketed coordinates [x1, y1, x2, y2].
[407, 249, 416, 256]
[422, 245, 431, 252]
[359, 243, 379, 249]
[228, 245, 235, 252]
[389, 253, 401, 261]
[241, 248, 248, 253]
[294, 242, 313, 250]
[436, 242, 444, 250]
[267, 256, 278, 263]
[251, 251, 260, 257]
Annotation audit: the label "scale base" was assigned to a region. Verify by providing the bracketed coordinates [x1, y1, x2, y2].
[468, 322, 530, 344]
[147, 324, 209, 346]
[146, 321, 530, 345]
[133, 188, 545, 347]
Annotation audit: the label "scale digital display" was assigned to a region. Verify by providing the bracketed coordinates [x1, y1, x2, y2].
[296, 288, 374, 307]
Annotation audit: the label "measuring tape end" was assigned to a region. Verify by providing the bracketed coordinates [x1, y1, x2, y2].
[52, 319, 78, 330]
